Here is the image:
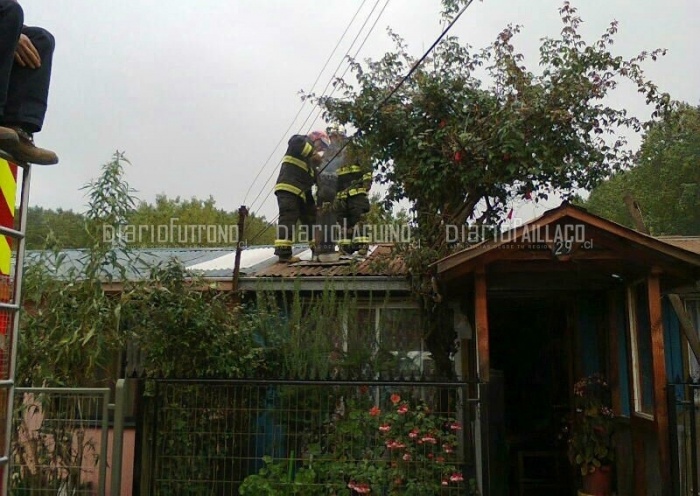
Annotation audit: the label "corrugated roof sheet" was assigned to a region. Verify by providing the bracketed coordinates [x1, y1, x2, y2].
[252, 244, 406, 278]
[24, 247, 234, 280]
[22, 244, 407, 281]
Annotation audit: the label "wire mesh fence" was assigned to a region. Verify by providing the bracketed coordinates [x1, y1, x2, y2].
[10, 387, 110, 495]
[144, 378, 483, 495]
[669, 381, 700, 496]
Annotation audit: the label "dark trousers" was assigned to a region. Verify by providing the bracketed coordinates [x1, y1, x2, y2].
[338, 194, 370, 231]
[275, 191, 316, 254]
[0, 0, 55, 132]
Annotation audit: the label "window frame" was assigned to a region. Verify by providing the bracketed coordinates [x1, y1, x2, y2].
[626, 283, 655, 420]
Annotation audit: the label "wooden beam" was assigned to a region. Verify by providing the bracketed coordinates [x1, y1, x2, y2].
[668, 293, 700, 365]
[647, 272, 671, 495]
[475, 268, 490, 383]
[623, 193, 651, 234]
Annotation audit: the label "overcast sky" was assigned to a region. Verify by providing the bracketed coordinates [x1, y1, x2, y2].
[21, 0, 699, 221]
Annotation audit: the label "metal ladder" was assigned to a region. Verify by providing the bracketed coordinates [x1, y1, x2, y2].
[0, 150, 31, 494]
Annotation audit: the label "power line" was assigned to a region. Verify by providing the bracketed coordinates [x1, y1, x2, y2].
[248, 0, 476, 245]
[242, 0, 370, 206]
[315, 0, 476, 177]
[249, 0, 391, 216]
[297, 0, 388, 134]
[306, 0, 392, 133]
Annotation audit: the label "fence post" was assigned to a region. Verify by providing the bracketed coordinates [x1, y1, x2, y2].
[691, 383, 699, 496]
[111, 379, 126, 496]
[667, 384, 679, 496]
[480, 382, 490, 496]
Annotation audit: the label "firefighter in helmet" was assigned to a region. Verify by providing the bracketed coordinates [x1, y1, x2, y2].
[273, 130, 330, 262]
[335, 136, 372, 255]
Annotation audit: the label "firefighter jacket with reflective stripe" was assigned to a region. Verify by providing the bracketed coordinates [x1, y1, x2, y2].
[274, 135, 316, 198]
[336, 163, 372, 198]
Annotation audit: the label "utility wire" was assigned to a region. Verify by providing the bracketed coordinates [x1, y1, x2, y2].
[298, 0, 388, 134]
[306, 0, 392, 134]
[242, 0, 369, 206]
[247, 0, 386, 215]
[247, 0, 476, 245]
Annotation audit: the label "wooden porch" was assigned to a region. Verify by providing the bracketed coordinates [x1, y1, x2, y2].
[436, 203, 700, 496]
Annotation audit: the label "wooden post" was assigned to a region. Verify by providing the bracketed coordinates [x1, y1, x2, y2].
[647, 271, 671, 495]
[475, 268, 490, 382]
[231, 205, 248, 301]
[474, 267, 490, 495]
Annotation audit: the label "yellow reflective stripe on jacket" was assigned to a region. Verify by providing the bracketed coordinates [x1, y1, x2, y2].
[336, 188, 367, 199]
[274, 183, 305, 197]
[283, 155, 310, 173]
[301, 142, 313, 157]
[337, 165, 362, 175]
[352, 236, 370, 243]
[362, 172, 372, 182]
[274, 239, 293, 248]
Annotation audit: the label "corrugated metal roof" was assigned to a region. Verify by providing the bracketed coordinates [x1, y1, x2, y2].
[252, 245, 406, 278]
[22, 244, 407, 281]
[24, 247, 234, 280]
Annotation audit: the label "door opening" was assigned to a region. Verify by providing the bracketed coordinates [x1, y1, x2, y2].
[487, 296, 574, 496]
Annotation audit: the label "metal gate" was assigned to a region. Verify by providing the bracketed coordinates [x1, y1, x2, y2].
[9, 381, 127, 496]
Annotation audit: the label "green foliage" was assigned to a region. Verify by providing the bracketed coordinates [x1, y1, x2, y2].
[583, 103, 700, 235]
[25, 194, 275, 250]
[316, 3, 669, 248]
[312, 1, 670, 377]
[25, 207, 92, 249]
[240, 392, 472, 495]
[19, 152, 138, 387]
[124, 262, 262, 379]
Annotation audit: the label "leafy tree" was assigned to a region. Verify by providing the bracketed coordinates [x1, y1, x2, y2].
[128, 195, 275, 247]
[19, 152, 137, 387]
[583, 103, 700, 235]
[313, 1, 670, 377]
[25, 207, 92, 249]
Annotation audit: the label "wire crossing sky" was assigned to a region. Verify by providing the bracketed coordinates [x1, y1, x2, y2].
[20, 0, 699, 221]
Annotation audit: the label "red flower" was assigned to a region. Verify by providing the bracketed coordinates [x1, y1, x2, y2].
[408, 429, 419, 439]
[449, 422, 462, 431]
[348, 481, 372, 493]
[390, 393, 401, 404]
[379, 424, 391, 433]
[450, 472, 464, 483]
[421, 435, 437, 444]
[369, 406, 381, 417]
[397, 404, 409, 414]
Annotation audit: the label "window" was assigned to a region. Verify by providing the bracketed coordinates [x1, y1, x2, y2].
[344, 304, 431, 375]
[627, 283, 655, 418]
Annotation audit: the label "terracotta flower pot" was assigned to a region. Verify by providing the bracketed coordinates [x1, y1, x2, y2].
[579, 465, 613, 496]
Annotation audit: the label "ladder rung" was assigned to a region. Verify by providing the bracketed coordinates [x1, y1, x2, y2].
[0, 302, 19, 311]
[0, 225, 24, 240]
[0, 380, 14, 388]
[0, 457, 8, 466]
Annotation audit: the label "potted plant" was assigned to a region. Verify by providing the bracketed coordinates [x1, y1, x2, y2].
[566, 374, 615, 496]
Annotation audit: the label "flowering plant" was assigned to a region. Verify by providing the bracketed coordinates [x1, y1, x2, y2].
[566, 374, 616, 476]
[240, 390, 476, 495]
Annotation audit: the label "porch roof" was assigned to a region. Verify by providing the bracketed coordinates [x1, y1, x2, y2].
[434, 202, 700, 286]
